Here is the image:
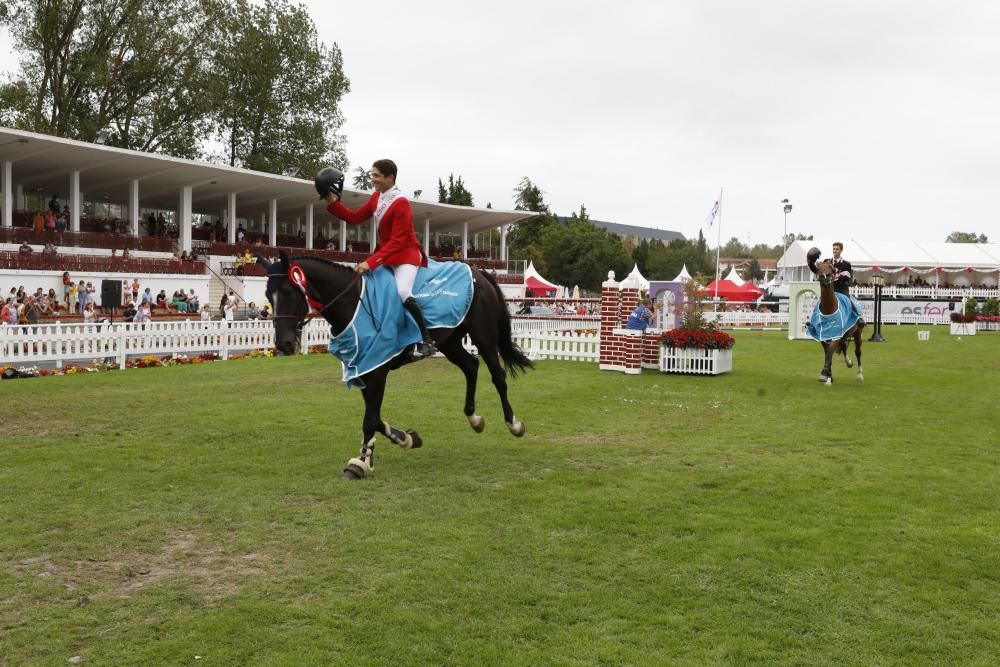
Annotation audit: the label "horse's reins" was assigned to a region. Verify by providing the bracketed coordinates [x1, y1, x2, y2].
[268, 263, 380, 335]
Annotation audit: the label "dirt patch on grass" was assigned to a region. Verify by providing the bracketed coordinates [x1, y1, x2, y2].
[551, 432, 614, 446]
[9, 526, 275, 604]
[5, 417, 85, 441]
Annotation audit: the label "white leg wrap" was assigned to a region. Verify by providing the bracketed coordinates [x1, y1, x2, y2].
[468, 414, 485, 432]
[506, 418, 525, 437]
[347, 457, 373, 475]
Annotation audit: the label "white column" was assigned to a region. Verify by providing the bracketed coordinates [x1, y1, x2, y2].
[268, 199, 277, 246]
[70, 171, 81, 232]
[339, 219, 347, 251]
[15, 183, 23, 211]
[227, 193, 237, 243]
[500, 224, 507, 262]
[462, 221, 469, 259]
[178, 186, 192, 252]
[128, 179, 140, 235]
[1, 161, 11, 228]
[423, 216, 430, 256]
[305, 205, 314, 249]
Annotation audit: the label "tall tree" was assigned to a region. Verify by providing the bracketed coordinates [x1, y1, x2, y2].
[946, 231, 989, 243]
[436, 174, 474, 206]
[541, 207, 630, 291]
[0, 0, 221, 157]
[507, 176, 556, 260]
[213, 0, 350, 177]
[352, 166, 373, 190]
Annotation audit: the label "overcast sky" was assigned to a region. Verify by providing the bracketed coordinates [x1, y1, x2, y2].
[3, 1, 999, 247]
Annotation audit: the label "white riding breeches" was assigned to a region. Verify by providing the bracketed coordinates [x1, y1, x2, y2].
[392, 264, 419, 301]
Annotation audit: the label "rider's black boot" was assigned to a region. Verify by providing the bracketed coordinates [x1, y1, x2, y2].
[403, 297, 436, 359]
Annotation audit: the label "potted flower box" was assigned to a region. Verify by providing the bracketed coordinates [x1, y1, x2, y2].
[659, 328, 735, 375]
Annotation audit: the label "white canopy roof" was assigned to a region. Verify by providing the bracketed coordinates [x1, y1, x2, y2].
[777, 239, 1000, 282]
[672, 264, 693, 282]
[625, 263, 650, 290]
[722, 266, 745, 286]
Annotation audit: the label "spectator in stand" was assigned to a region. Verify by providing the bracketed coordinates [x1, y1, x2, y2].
[325, 240, 336, 250]
[32, 210, 44, 235]
[76, 280, 87, 314]
[23, 296, 42, 325]
[140, 287, 154, 307]
[46, 288, 58, 304]
[134, 299, 152, 326]
[156, 213, 167, 235]
[246, 302, 260, 320]
[83, 302, 97, 324]
[42, 243, 57, 255]
[56, 211, 67, 233]
[19, 241, 33, 254]
[259, 304, 270, 320]
[223, 297, 235, 324]
[131, 278, 140, 302]
[122, 247, 130, 259]
[187, 289, 199, 312]
[180, 250, 191, 261]
[122, 299, 137, 321]
[48, 195, 60, 214]
[84, 282, 96, 306]
[200, 304, 212, 322]
[2, 298, 19, 325]
[156, 289, 169, 310]
[66, 280, 78, 313]
[172, 290, 188, 313]
[44, 209, 56, 231]
[237, 224, 246, 243]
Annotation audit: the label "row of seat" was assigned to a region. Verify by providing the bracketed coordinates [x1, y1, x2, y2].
[0, 251, 207, 275]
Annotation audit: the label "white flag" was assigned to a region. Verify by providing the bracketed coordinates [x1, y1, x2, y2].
[705, 200, 720, 228]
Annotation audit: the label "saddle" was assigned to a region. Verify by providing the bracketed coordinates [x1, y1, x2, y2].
[328, 260, 474, 387]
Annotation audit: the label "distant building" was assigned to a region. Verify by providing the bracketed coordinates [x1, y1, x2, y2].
[556, 216, 685, 244]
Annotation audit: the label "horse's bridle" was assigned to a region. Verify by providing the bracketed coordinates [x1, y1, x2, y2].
[815, 262, 835, 286]
[267, 270, 362, 333]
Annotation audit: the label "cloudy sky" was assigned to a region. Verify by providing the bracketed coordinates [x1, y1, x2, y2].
[3, 1, 999, 247]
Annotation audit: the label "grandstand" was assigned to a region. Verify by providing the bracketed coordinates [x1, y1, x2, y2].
[1, 127, 534, 318]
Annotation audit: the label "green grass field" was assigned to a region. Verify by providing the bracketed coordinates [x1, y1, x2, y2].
[2, 325, 998, 665]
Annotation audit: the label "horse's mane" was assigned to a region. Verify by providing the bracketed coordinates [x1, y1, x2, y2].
[290, 255, 357, 277]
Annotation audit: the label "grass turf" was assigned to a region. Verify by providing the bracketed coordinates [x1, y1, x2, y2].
[1, 325, 998, 664]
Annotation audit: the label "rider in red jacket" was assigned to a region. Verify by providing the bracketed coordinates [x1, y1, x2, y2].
[320, 159, 435, 358]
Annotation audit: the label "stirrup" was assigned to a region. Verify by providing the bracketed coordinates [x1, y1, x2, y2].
[411, 341, 436, 359]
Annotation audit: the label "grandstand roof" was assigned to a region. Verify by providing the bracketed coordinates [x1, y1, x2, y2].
[0, 127, 533, 235]
[555, 216, 685, 243]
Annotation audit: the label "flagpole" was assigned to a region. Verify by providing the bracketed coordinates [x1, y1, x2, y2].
[714, 187, 723, 306]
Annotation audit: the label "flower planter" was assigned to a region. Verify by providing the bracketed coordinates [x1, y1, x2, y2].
[659, 347, 732, 375]
[949, 322, 976, 336]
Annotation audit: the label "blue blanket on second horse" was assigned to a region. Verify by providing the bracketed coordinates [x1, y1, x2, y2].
[806, 293, 864, 342]
[328, 260, 474, 388]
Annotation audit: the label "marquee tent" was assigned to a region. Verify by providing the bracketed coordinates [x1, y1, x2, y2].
[672, 264, 693, 282]
[721, 266, 745, 286]
[699, 279, 762, 302]
[777, 240, 1000, 286]
[523, 261, 559, 296]
[624, 264, 650, 290]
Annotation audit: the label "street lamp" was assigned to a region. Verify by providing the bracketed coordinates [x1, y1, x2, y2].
[780, 198, 792, 282]
[869, 270, 886, 342]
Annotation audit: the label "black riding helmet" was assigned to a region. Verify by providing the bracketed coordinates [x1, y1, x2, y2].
[806, 246, 822, 273]
[314, 167, 345, 200]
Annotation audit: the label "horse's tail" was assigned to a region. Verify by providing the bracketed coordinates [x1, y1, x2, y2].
[479, 269, 534, 377]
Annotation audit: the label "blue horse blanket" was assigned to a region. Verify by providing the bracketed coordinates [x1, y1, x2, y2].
[328, 260, 474, 387]
[806, 293, 864, 342]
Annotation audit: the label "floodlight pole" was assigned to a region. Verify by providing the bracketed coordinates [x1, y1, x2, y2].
[781, 199, 792, 283]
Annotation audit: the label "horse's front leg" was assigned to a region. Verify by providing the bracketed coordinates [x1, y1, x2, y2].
[438, 337, 486, 433]
[342, 373, 387, 480]
[821, 340, 838, 385]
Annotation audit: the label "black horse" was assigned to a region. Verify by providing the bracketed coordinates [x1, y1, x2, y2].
[262, 252, 533, 479]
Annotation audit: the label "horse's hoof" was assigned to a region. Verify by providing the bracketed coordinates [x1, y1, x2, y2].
[825, 378, 833, 386]
[857, 374, 864, 382]
[507, 420, 525, 437]
[846, 358, 853, 368]
[341, 464, 366, 480]
[406, 430, 423, 449]
[468, 414, 485, 433]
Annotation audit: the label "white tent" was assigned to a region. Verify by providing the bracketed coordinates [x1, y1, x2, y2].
[722, 266, 746, 286]
[776, 240, 1000, 286]
[671, 264, 693, 282]
[625, 264, 650, 290]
